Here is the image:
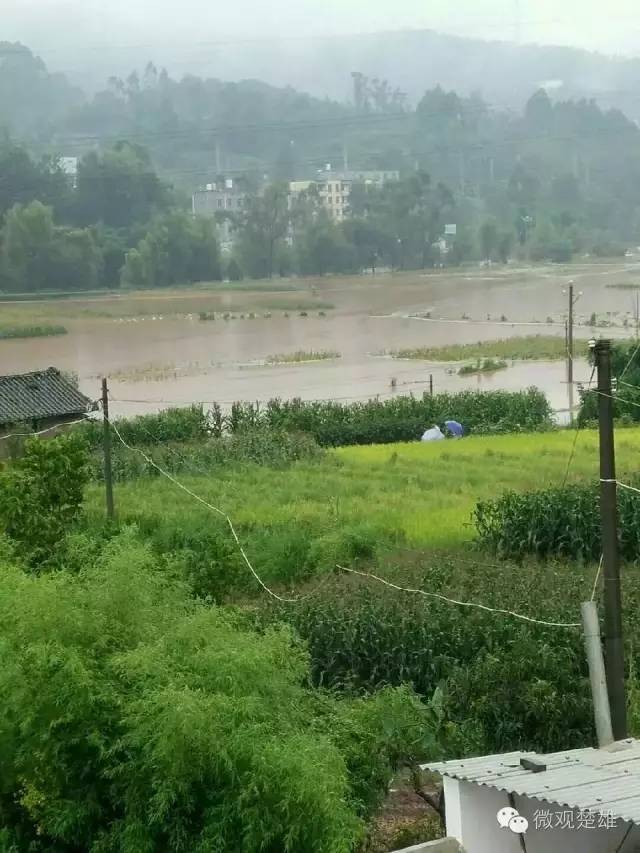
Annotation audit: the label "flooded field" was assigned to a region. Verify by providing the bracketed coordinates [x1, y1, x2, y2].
[2, 261, 639, 417]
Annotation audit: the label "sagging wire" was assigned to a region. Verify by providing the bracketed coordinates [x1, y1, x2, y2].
[337, 565, 581, 629]
[107, 416, 327, 604]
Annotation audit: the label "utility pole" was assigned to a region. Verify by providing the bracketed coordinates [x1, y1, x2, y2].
[594, 339, 627, 740]
[581, 601, 614, 748]
[101, 378, 115, 522]
[567, 282, 575, 422]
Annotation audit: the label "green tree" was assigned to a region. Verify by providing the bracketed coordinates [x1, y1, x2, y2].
[122, 211, 221, 288]
[74, 142, 170, 229]
[1, 201, 102, 292]
[235, 183, 290, 279]
[479, 219, 499, 261]
[497, 230, 515, 264]
[297, 211, 356, 275]
[226, 256, 244, 281]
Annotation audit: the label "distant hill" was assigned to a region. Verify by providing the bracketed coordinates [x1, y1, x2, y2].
[57, 29, 640, 118]
[0, 42, 83, 136]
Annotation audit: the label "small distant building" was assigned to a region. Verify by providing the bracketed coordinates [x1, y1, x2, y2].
[58, 157, 79, 188]
[192, 179, 246, 251]
[425, 739, 640, 853]
[0, 368, 94, 453]
[289, 168, 399, 222]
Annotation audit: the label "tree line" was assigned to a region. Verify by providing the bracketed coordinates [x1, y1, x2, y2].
[3, 42, 640, 258]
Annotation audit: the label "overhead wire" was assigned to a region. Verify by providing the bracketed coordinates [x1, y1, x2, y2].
[106, 405, 582, 627]
[562, 363, 596, 486]
[337, 565, 581, 629]
[107, 415, 324, 603]
[0, 414, 96, 443]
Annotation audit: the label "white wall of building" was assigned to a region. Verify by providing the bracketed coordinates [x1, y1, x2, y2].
[444, 778, 640, 853]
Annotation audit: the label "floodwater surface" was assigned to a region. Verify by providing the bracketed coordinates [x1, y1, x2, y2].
[2, 262, 638, 417]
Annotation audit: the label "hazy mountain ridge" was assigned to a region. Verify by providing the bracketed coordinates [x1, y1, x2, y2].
[37, 28, 640, 118]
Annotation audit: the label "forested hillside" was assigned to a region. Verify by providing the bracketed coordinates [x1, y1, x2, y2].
[1, 41, 640, 292]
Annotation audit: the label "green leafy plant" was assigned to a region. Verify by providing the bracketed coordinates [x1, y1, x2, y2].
[0, 433, 89, 565]
[0, 533, 441, 851]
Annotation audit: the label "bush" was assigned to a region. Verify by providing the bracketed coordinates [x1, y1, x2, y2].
[0, 533, 441, 851]
[0, 433, 89, 565]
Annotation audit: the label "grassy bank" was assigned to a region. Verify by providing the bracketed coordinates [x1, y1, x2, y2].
[391, 335, 578, 362]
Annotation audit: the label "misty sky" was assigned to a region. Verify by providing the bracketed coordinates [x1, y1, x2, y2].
[4, 0, 640, 58]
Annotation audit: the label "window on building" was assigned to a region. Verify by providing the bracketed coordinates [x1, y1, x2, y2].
[217, 199, 223, 209]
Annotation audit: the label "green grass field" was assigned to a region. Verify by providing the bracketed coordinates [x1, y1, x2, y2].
[86, 429, 640, 576]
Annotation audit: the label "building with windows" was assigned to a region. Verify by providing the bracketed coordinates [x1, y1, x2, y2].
[191, 179, 246, 251]
[289, 168, 399, 222]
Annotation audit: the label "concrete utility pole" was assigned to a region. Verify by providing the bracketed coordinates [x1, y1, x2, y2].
[594, 339, 627, 740]
[581, 601, 614, 748]
[101, 378, 115, 522]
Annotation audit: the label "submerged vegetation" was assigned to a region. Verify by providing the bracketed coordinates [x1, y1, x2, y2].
[458, 358, 508, 376]
[266, 349, 341, 364]
[392, 335, 576, 362]
[0, 323, 67, 340]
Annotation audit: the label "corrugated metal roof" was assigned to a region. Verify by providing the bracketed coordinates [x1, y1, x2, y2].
[0, 368, 93, 426]
[424, 739, 640, 824]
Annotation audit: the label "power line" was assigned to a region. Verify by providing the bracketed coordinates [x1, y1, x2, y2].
[41, 93, 640, 152]
[107, 416, 326, 603]
[106, 411, 583, 626]
[0, 415, 95, 443]
[337, 565, 581, 628]
[562, 363, 596, 486]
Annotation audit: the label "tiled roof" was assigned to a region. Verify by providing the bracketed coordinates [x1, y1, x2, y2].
[0, 368, 94, 426]
[424, 738, 640, 824]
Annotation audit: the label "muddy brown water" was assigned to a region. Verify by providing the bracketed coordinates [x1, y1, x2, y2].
[2, 262, 638, 419]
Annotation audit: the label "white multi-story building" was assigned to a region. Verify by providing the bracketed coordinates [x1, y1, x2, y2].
[289, 168, 399, 222]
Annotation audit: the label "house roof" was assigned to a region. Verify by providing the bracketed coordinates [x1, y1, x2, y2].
[0, 368, 94, 427]
[424, 738, 640, 825]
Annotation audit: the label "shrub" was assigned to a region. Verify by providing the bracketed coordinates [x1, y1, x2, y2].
[0, 433, 89, 565]
[0, 534, 441, 851]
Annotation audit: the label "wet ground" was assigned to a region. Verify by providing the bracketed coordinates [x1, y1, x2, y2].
[2, 262, 638, 417]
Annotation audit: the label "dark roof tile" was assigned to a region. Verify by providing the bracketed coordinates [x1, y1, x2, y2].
[0, 368, 94, 426]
